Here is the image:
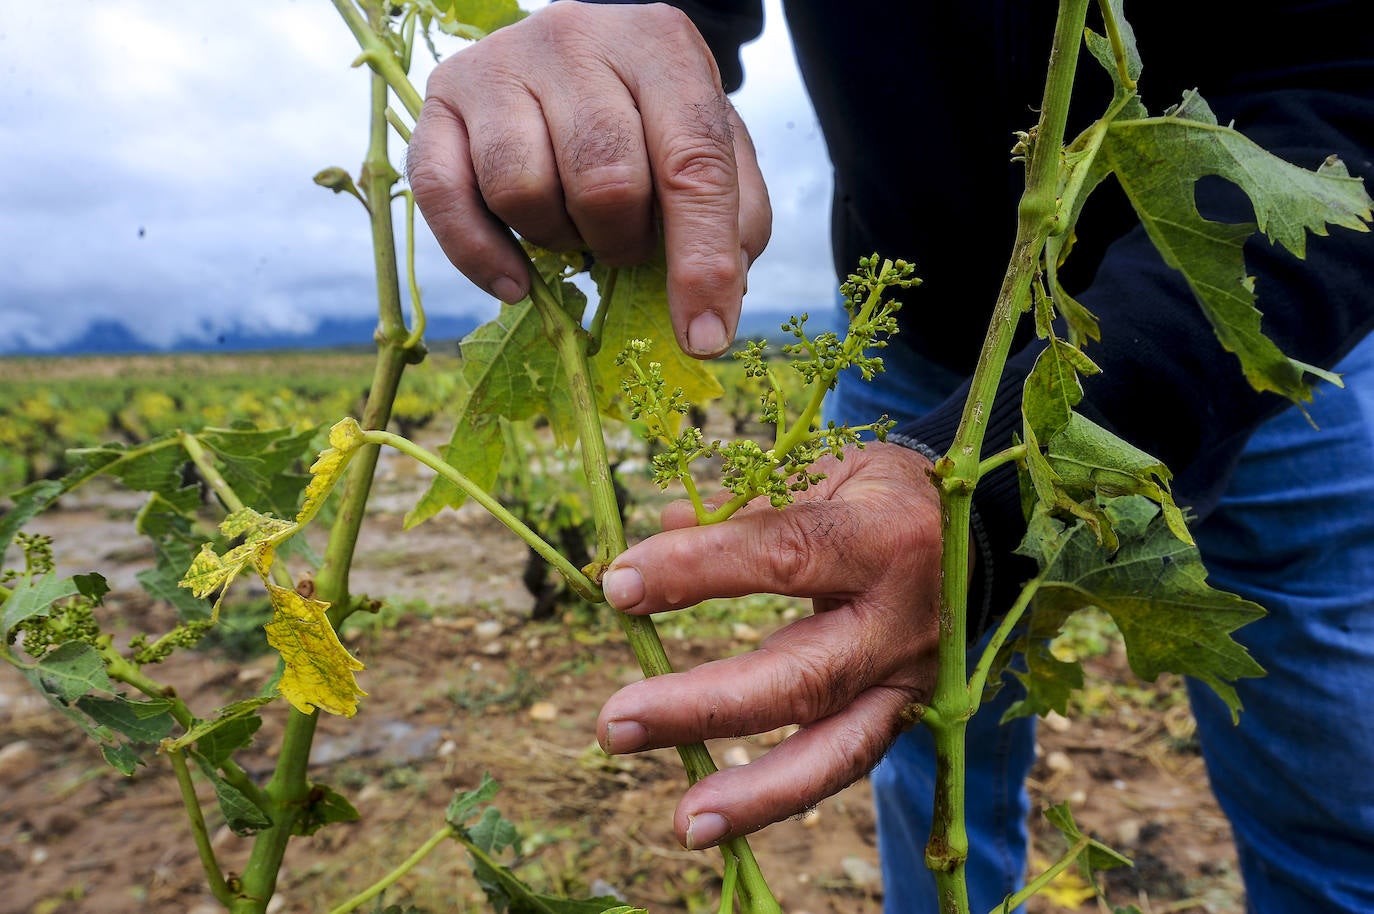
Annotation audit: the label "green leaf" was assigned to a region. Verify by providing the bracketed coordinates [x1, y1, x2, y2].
[0, 479, 64, 556]
[432, 0, 527, 38]
[1102, 96, 1372, 402]
[1043, 413, 1191, 544]
[192, 753, 273, 836]
[1043, 802, 1133, 872]
[1018, 496, 1265, 722]
[164, 696, 274, 762]
[1, 572, 78, 639]
[197, 425, 321, 520]
[75, 695, 176, 744]
[293, 782, 362, 836]
[1001, 642, 1083, 723]
[589, 255, 724, 419]
[102, 743, 142, 776]
[447, 773, 503, 828]
[35, 641, 113, 703]
[136, 493, 211, 620]
[407, 288, 583, 527]
[1024, 339, 1100, 442]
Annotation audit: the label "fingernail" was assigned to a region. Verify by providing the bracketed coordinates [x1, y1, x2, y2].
[686, 311, 729, 356]
[490, 275, 524, 303]
[686, 812, 730, 850]
[602, 566, 645, 610]
[740, 248, 751, 296]
[604, 719, 649, 754]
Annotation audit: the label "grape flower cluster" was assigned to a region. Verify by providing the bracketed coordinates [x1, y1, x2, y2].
[617, 255, 918, 523]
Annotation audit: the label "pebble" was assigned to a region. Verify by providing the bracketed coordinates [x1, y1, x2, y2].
[527, 701, 559, 723]
[1042, 710, 1071, 733]
[0, 741, 39, 786]
[841, 855, 882, 889]
[474, 619, 504, 639]
[732, 623, 762, 643]
[1116, 818, 1143, 847]
[722, 745, 751, 767]
[1044, 750, 1074, 774]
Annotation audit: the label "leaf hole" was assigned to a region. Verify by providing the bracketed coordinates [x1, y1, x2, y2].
[1193, 174, 1256, 224]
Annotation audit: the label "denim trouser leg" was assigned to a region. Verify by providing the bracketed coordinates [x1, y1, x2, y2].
[1186, 334, 1374, 913]
[825, 329, 1374, 913]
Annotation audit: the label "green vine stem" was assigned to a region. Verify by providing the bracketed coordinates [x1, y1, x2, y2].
[235, 36, 417, 911]
[923, 0, 1091, 910]
[168, 745, 234, 906]
[359, 428, 602, 601]
[524, 266, 781, 914]
[988, 837, 1091, 914]
[332, 7, 779, 908]
[328, 824, 454, 914]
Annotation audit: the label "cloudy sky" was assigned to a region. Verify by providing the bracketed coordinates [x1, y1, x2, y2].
[0, 1, 834, 355]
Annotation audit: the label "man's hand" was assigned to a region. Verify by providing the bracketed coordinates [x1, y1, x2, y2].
[408, 2, 772, 358]
[595, 443, 943, 849]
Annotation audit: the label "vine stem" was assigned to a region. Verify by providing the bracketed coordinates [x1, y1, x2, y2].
[524, 265, 780, 914]
[167, 746, 234, 905]
[359, 428, 603, 601]
[236, 28, 415, 910]
[987, 837, 1090, 914]
[327, 824, 454, 914]
[924, 1, 1091, 910]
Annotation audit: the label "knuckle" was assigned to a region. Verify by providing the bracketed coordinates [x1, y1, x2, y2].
[659, 130, 735, 196]
[762, 512, 814, 588]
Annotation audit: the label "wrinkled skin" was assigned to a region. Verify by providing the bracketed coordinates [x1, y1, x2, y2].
[407, 2, 945, 850]
[408, 2, 770, 357]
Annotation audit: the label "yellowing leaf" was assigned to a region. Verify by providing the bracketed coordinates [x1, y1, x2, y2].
[589, 255, 724, 418]
[298, 418, 364, 525]
[178, 509, 296, 617]
[263, 583, 366, 717]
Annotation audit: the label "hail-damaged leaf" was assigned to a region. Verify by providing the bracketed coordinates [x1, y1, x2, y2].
[163, 696, 275, 761]
[1101, 95, 1371, 402]
[298, 418, 365, 525]
[1043, 802, 1133, 873]
[407, 287, 583, 528]
[1043, 413, 1191, 544]
[589, 252, 723, 419]
[180, 509, 295, 617]
[262, 583, 366, 717]
[1024, 339, 1101, 443]
[1017, 496, 1265, 722]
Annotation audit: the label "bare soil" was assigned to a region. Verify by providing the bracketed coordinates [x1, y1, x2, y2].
[1, 444, 1244, 914]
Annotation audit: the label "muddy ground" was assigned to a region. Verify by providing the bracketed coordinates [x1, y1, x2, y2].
[1, 441, 1243, 914]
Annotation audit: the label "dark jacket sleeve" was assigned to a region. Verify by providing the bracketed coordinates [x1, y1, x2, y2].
[566, 0, 763, 92]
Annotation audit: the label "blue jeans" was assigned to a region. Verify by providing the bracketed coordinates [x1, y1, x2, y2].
[825, 333, 1374, 913]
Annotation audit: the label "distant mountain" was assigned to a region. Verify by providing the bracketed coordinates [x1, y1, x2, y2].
[9, 307, 838, 358]
[29, 315, 482, 357]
